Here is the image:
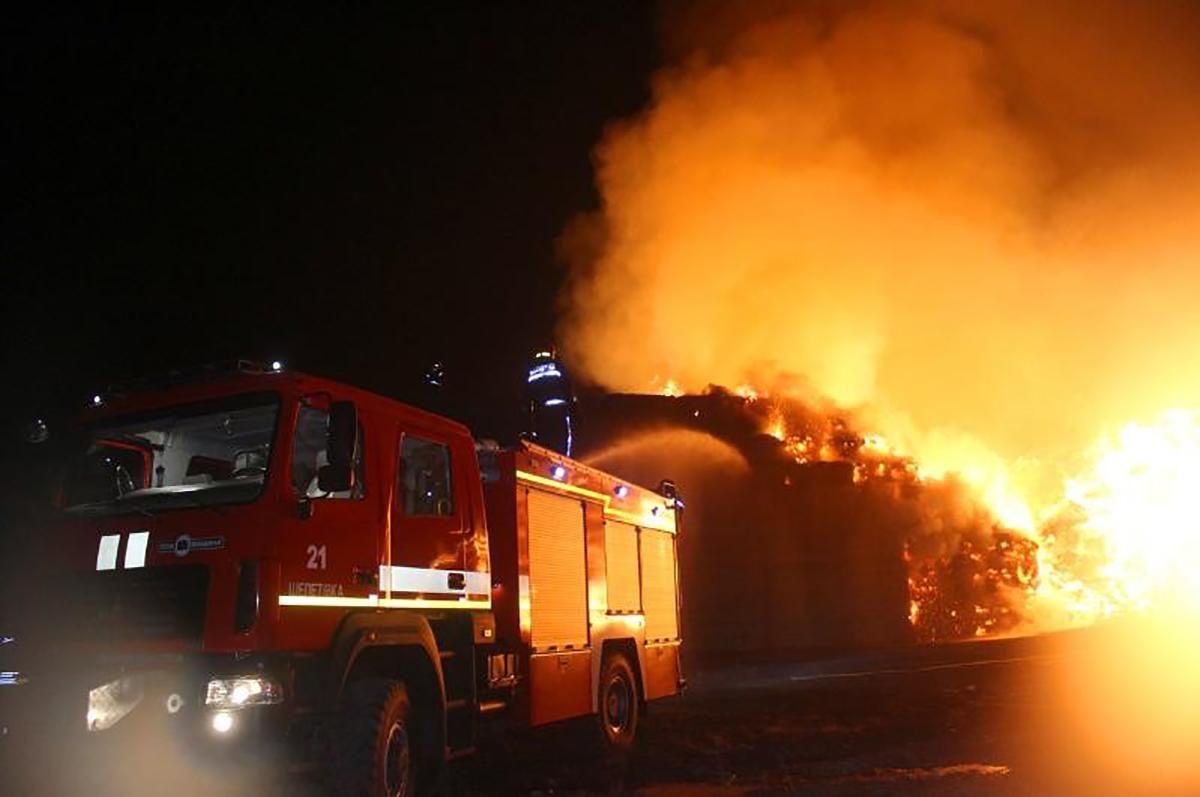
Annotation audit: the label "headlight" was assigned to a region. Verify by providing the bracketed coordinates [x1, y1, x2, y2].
[88, 677, 144, 731]
[204, 675, 283, 710]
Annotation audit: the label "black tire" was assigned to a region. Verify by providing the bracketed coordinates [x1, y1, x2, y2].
[334, 678, 417, 797]
[597, 652, 640, 752]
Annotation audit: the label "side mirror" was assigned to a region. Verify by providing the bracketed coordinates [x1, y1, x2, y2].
[318, 401, 358, 493]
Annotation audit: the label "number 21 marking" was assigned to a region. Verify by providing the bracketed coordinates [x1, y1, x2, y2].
[306, 544, 327, 570]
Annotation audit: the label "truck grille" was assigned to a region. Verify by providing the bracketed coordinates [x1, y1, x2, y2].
[79, 566, 209, 646]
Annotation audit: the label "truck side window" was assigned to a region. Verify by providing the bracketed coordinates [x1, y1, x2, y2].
[399, 436, 454, 516]
[293, 406, 364, 499]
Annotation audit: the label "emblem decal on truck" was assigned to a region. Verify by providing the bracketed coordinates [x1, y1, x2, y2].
[156, 534, 225, 557]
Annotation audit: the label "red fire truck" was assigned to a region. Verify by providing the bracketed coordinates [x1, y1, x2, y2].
[1, 362, 684, 795]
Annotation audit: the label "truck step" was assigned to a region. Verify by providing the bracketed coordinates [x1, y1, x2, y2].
[438, 650, 457, 660]
[447, 746, 477, 761]
[478, 699, 507, 715]
[445, 698, 471, 712]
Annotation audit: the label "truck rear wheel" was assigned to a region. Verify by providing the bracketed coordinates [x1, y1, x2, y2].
[334, 678, 416, 797]
[597, 652, 639, 752]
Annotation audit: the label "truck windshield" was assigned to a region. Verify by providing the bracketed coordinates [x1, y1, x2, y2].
[61, 393, 280, 516]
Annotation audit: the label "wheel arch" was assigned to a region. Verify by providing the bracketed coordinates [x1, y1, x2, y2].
[597, 637, 645, 707]
[328, 610, 447, 765]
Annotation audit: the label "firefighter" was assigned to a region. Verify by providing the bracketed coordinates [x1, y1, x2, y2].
[522, 348, 575, 456]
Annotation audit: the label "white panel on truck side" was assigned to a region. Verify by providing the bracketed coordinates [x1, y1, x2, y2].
[640, 528, 679, 642]
[526, 489, 589, 650]
[604, 520, 640, 613]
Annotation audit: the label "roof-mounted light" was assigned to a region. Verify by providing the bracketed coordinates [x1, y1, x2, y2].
[269, 360, 284, 372]
[551, 465, 567, 481]
[528, 363, 563, 383]
[614, 484, 630, 499]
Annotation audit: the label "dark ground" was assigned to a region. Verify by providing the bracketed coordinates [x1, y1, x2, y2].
[458, 625, 1200, 797]
[8, 624, 1197, 796]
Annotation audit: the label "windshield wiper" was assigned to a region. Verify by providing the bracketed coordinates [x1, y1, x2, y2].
[165, 497, 227, 515]
[63, 500, 155, 518]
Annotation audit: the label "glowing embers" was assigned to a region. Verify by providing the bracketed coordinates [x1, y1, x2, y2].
[905, 533, 1039, 643]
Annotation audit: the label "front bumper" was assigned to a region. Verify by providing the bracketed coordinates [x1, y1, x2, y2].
[1, 659, 297, 794]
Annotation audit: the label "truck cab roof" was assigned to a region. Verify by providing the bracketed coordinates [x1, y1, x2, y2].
[83, 363, 473, 441]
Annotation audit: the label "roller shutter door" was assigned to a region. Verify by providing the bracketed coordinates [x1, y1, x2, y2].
[640, 529, 679, 641]
[605, 520, 640, 613]
[526, 489, 589, 650]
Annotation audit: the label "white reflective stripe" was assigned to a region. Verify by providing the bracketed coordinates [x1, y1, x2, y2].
[96, 535, 121, 571]
[123, 531, 150, 569]
[378, 566, 490, 595]
[279, 594, 490, 610]
[280, 594, 379, 608]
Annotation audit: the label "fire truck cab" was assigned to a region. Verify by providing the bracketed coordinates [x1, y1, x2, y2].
[3, 363, 684, 795]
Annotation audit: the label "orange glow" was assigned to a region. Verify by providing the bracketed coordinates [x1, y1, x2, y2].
[1031, 410, 1200, 624]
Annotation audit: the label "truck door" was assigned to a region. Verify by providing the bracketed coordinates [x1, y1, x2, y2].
[386, 431, 477, 600]
[281, 398, 379, 604]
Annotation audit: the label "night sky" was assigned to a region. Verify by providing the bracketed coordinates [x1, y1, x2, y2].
[3, 4, 659, 439]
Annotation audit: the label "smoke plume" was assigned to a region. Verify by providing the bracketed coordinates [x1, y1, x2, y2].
[559, 0, 1200, 516]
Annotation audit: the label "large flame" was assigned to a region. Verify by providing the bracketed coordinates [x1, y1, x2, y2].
[1034, 410, 1200, 622]
[559, 0, 1200, 634]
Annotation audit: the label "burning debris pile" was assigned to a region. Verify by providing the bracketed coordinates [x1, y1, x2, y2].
[592, 385, 1200, 646]
[905, 532, 1037, 642]
[576, 386, 1053, 650]
[713, 388, 1044, 643]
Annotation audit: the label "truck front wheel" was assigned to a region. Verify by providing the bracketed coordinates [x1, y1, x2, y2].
[334, 678, 416, 797]
[597, 652, 639, 752]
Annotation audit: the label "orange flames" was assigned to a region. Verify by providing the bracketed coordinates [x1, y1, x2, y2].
[560, 2, 1200, 636]
[1033, 410, 1200, 623]
[658, 383, 1200, 636]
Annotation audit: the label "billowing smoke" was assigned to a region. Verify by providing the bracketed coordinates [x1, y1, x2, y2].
[559, 0, 1200, 520]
